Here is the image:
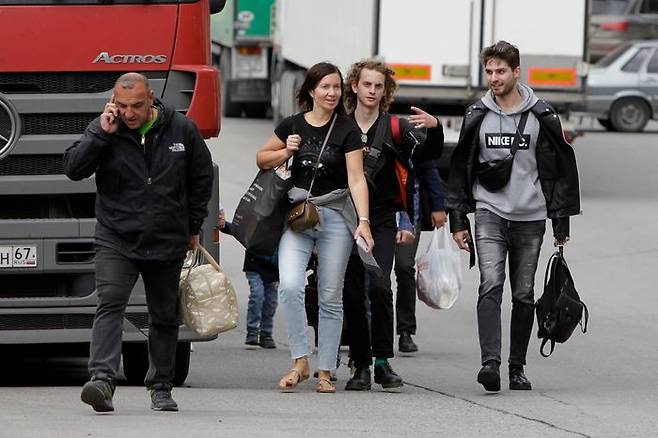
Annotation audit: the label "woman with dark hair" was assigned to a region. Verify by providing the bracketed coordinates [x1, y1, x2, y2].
[257, 62, 373, 393]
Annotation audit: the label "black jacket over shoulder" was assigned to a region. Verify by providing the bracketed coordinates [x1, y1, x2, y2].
[447, 99, 580, 239]
[63, 99, 213, 261]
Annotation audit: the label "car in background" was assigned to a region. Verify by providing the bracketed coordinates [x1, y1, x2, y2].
[587, 40, 658, 131]
[590, 0, 658, 62]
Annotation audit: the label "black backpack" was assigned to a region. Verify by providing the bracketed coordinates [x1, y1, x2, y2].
[535, 248, 589, 357]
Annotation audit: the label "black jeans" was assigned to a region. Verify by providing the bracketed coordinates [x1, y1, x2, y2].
[394, 229, 421, 335]
[88, 246, 184, 386]
[474, 209, 545, 366]
[343, 215, 397, 368]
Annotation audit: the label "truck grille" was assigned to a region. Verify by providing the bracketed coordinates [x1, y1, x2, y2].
[0, 155, 63, 175]
[125, 312, 150, 329]
[22, 113, 97, 135]
[0, 72, 123, 94]
[0, 194, 95, 219]
[0, 273, 95, 298]
[56, 242, 95, 265]
[0, 71, 167, 94]
[0, 314, 94, 330]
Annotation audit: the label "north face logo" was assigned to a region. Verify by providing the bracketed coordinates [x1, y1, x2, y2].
[169, 143, 185, 152]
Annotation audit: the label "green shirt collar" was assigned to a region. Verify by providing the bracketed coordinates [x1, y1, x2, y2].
[138, 107, 158, 136]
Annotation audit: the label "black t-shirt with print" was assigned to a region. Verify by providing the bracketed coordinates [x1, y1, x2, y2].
[354, 113, 399, 218]
[274, 112, 361, 196]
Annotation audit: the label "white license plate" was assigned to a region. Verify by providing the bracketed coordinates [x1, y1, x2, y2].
[0, 246, 38, 268]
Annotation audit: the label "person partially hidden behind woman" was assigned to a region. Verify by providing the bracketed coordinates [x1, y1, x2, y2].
[256, 62, 373, 393]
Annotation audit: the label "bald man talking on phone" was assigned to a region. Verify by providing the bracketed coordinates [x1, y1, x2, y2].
[64, 73, 213, 413]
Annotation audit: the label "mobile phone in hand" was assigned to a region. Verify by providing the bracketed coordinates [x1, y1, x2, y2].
[356, 236, 369, 253]
[109, 94, 118, 124]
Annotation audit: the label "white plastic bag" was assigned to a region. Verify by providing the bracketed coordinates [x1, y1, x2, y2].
[179, 244, 238, 336]
[415, 225, 462, 309]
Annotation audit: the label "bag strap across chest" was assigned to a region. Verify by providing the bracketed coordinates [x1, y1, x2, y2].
[510, 110, 530, 156]
[363, 113, 400, 178]
[305, 113, 337, 201]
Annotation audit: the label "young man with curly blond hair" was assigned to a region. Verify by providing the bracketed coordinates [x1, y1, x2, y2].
[341, 59, 446, 390]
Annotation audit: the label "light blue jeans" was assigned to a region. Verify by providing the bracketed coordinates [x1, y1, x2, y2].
[278, 207, 354, 371]
[244, 271, 278, 337]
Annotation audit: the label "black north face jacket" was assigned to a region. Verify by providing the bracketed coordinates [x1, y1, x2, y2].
[447, 99, 580, 239]
[64, 99, 213, 260]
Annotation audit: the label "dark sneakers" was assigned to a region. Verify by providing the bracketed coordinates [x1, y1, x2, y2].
[245, 332, 259, 347]
[81, 376, 116, 413]
[258, 334, 276, 349]
[374, 362, 404, 389]
[345, 367, 372, 391]
[398, 332, 418, 353]
[509, 366, 533, 390]
[477, 361, 501, 392]
[150, 383, 179, 412]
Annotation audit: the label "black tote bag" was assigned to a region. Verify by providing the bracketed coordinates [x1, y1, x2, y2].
[232, 166, 293, 256]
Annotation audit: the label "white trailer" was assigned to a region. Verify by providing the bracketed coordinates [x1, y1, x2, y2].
[271, 0, 589, 121]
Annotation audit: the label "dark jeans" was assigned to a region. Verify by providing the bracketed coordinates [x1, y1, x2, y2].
[474, 209, 545, 367]
[394, 229, 421, 335]
[343, 215, 397, 368]
[89, 246, 184, 386]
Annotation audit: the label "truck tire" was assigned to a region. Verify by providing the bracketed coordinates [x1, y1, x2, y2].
[272, 69, 305, 125]
[610, 97, 650, 132]
[597, 118, 614, 131]
[122, 342, 148, 386]
[244, 102, 269, 118]
[122, 341, 191, 387]
[171, 342, 191, 387]
[220, 49, 243, 118]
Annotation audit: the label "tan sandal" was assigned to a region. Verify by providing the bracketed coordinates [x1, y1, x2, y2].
[278, 364, 310, 391]
[315, 377, 336, 393]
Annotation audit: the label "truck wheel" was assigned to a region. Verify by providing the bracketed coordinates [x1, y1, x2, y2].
[597, 118, 615, 131]
[172, 342, 191, 387]
[244, 102, 269, 118]
[122, 341, 191, 387]
[122, 342, 148, 386]
[610, 98, 650, 132]
[220, 50, 243, 118]
[272, 69, 305, 125]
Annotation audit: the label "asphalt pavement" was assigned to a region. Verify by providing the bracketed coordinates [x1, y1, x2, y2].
[1, 116, 656, 438]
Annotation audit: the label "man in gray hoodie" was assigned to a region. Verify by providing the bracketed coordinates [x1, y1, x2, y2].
[447, 41, 580, 392]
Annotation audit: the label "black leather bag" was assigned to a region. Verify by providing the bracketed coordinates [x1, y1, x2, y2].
[232, 165, 292, 256]
[475, 111, 529, 192]
[535, 248, 589, 357]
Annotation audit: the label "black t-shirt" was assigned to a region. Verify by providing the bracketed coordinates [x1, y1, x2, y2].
[353, 113, 399, 218]
[275, 112, 361, 196]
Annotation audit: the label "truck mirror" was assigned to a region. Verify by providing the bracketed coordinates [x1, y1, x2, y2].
[209, 0, 226, 14]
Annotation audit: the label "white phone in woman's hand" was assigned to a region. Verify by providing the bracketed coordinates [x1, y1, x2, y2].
[356, 236, 369, 253]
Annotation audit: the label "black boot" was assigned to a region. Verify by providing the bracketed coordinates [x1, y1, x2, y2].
[477, 360, 501, 392]
[245, 331, 259, 346]
[345, 367, 372, 391]
[149, 383, 179, 412]
[398, 332, 418, 353]
[81, 374, 116, 413]
[258, 333, 276, 349]
[509, 366, 532, 390]
[374, 361, 404, 389]
[509, 301, 534, 367]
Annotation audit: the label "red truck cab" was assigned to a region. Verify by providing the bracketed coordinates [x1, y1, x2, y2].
[0, 0, 225, 386]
